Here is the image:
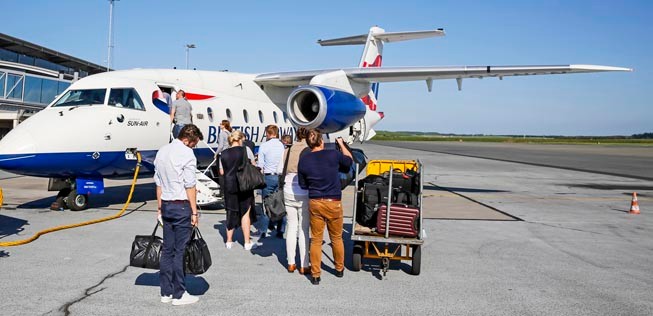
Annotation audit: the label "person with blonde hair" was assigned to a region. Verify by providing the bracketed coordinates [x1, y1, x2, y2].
[219, 130, 258, 250]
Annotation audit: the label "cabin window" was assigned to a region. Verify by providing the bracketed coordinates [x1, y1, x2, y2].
[282, 111, 288, 123]
[207, 107, 214, 122]
[243, 109, 249, 123]
[53, 88, 107, 107]
[226, 108, 232, 120]
[273, 111, 279, 123]
[258, 110, 264, 123]
[108, 88, 145, 110]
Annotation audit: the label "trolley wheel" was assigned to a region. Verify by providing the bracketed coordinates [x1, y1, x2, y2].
[66, 191, 89, 211]
[352, 243, 363, 272]
[410, 245, 421, 275]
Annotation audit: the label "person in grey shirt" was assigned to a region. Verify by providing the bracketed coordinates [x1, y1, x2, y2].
[170, 90, 193, 138]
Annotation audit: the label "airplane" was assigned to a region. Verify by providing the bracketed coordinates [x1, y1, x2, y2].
[0, 26, 631, 211]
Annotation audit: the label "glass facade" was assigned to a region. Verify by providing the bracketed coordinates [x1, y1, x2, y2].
[0, 48, 76, 75]
[0, 70, 71, 105]
[6, 74, 23, 99]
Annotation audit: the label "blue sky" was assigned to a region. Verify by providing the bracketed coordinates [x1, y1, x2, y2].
[4, 0, 651, 135]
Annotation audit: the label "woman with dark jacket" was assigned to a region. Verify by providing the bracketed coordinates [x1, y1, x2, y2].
[219, 130, 258, 250]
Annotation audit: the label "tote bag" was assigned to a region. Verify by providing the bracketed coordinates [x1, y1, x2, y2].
[237, 147, 266, 192]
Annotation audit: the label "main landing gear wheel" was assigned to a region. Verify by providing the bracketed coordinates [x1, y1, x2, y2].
[66, 191, 89, 211]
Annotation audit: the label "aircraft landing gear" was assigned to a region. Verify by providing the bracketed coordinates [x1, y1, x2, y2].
[65, 190, 89, 211]
[49, 179, 91, 211]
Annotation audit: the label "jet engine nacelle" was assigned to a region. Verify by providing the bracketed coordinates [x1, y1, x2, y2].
[286, 86, 367, 133]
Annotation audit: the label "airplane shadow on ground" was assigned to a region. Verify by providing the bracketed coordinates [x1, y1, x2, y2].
[424, 185, 509, 193]
[135, 271, 209, 296]
[17, 182, 158, 209]
[564, 183, 652, 197]
[0, 214, 28, 241]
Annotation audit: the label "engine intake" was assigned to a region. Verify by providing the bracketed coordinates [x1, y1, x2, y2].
[286, 86, 366, 133]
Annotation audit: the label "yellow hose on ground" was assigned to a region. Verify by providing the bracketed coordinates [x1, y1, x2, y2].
[0, 152, 142, 247]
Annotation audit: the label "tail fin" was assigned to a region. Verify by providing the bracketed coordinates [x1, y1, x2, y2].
[318, 26, 445, 111]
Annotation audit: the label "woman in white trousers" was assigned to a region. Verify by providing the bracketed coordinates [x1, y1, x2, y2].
[277, 128, 310, 274]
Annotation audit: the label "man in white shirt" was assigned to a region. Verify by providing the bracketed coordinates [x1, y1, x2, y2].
[154, 124, 203, 306]
[257, 125, 286, 237]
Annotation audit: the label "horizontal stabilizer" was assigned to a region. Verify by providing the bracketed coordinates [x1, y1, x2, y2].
[317, 28, 445, 46]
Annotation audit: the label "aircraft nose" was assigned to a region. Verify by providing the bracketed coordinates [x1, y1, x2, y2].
[0, 129, 38, 172]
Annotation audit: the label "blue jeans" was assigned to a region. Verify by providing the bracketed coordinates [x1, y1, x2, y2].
[160, 201, 192, 299]
[262, 175, 279, 198]
[172, 124, 186, 139]
[257, 175, 279, 233]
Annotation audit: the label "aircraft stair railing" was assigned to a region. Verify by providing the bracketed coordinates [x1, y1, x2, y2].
[195, 140, 222, 206]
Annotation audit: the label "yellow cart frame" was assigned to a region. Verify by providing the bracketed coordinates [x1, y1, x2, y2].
[350, 160, 424, 277]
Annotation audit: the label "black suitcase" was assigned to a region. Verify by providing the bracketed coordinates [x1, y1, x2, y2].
[356, 183, 389, 227]
[376, 204, 420, 238]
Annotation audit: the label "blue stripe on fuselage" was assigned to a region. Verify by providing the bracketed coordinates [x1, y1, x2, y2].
[0, 147, 222, 179]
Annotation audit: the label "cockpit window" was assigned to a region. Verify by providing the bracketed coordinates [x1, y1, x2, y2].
[52, 89, 106, 107]
[108, 88, 145, 110]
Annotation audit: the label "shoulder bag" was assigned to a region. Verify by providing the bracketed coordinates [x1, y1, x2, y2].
[237, 146, 266, 192]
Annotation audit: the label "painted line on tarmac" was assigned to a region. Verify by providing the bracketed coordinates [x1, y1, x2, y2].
[372, 142, 653, 181]
[429, 182, 523, 221]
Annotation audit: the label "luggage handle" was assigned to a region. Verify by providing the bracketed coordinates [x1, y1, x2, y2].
[189, 226, 203, 243]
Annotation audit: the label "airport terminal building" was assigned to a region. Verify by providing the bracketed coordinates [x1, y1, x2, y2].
[0, 33, 106, 138]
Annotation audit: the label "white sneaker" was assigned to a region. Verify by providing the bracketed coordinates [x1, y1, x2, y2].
[160, 295, 172, 303]
[244, 242, 259, 250]
[172, 292, 199, 306]
[225, 242, 233, 249]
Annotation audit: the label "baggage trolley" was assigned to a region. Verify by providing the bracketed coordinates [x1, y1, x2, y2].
[350, 160, 424, 278]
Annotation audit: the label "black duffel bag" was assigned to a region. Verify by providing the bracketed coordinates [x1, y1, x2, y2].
[184, 227, 212, 275]
[130, 222, 163, 270]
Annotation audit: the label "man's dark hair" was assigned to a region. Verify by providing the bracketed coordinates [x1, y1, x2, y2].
[306, 129, 322, 149]
[178, 124, 203, 142]
[296, 127, 309, 141]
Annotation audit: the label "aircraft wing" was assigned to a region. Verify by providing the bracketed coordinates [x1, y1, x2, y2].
[255, 65, 632, 88]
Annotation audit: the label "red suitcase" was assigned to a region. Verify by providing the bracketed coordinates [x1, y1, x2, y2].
[376, 204, 419, 237]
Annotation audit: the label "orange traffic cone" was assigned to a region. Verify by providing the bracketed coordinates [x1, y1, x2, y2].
[629, 192, 641, 214]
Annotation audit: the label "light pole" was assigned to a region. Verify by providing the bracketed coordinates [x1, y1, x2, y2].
[185, 44, 196, 69]
[107, 0, 119, 71]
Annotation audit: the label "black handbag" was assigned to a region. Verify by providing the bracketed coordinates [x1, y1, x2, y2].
[263, 146, 291, 222]
[237, 147, 266, 192]
[129, 222, 163, 270]
[184, 227, 212, 275]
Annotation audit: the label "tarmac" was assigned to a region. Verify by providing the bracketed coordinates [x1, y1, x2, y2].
[1, 142, 652, 315]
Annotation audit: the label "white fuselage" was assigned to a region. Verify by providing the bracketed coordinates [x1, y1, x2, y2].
[0, 69, 352, 179]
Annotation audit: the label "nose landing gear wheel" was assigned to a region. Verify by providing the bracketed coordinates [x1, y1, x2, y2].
[65, 191, 89, 211]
